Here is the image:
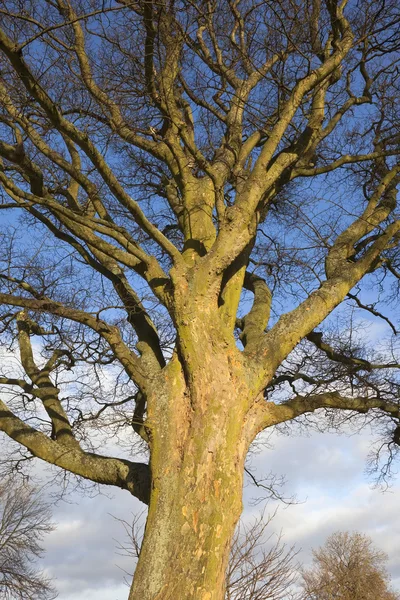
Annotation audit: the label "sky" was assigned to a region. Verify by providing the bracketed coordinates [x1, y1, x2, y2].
[35, 423, 400, 600]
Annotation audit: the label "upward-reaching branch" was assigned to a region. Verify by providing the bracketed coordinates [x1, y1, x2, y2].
[0, 27, 181, 263]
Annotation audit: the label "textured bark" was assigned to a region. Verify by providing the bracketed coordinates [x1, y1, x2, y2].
[130, 425, 246, 599]
[130, 364, 250, 599]
[129, 276, 255, 599]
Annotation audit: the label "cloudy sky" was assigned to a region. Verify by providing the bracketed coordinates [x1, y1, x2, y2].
[35, 424, 400, 600]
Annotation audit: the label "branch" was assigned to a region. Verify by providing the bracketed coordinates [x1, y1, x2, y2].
[0, 162, 171, 304]
[15, 311, 81, 448]
[347, 292, 398, 336]
[305, 331, 400, 372]
[0, 152, 167, 369]
[325, 165, 400, 278]
[55, 0, 178, 169]
[293, 150, 400, 178]
[267, 391, 400, 427]
[247, 11, 354, 190]
[0, 5, 126, 51]
[210, 9, 355, 272]
[306, 331, 372, 371]
[239, 272, 272, 349]
[0, 27, 182, 263]
[250, 218, 400, 390]
[0, 398, 150, 504]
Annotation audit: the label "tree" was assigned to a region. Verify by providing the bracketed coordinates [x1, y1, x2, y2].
[0, 0, 399, 597]
[0, 479, 56, 600]
[301, 531, 400, 600]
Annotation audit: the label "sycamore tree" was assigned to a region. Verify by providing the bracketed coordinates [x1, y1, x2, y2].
[0, 0, 400, 598]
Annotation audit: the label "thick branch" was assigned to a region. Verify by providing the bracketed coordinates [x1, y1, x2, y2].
[16, 311, 81, 448]
[267, 392, 400, 427]
[0, 398, 150, 504]
[293, 150, 400, 178]
[239, 272, 272, 348]
[249, 218, 400, 391]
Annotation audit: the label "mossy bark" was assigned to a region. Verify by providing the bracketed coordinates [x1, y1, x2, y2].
[129, 284, 254, 599]
[129, 428, 246, 600]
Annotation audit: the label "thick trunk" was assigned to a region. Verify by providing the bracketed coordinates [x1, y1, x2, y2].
[129, 452, 245, 600]
[129, 274, 257, 599]
[129, 364, 251, 599]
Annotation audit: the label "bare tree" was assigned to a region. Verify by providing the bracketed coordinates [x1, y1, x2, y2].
[226, 513, 301, 600]
[0, 479, 56, 600]
[301, 531, 400, 600]
[0, 1, 399, 598]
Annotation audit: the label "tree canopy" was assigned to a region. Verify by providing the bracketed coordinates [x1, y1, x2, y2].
[301, 531, 400, 600]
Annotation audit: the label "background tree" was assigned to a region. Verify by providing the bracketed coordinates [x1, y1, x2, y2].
[226, 513, 300, 600]
[0, 479, 56, 600]
[0, 0, 400, 598]
[301, 531, 400, 600]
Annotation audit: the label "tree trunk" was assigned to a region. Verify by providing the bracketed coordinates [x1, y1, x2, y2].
[129, 358, 252, 599]
[128, 272, 259, 599]
[129, 453, 245, 599]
